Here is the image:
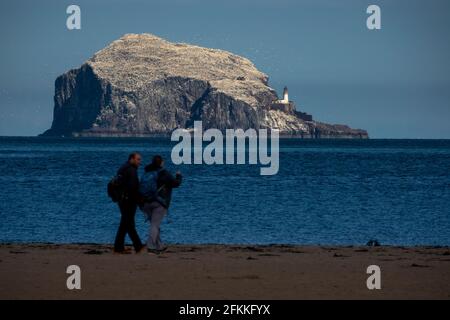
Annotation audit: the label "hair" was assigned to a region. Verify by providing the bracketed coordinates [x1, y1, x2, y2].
[145, 155, 164, 172]
[152, 155, 163, 167]
[128, 152, 140, 161]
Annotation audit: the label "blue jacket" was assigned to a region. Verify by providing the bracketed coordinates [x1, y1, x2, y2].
[144, 164, 182, 208]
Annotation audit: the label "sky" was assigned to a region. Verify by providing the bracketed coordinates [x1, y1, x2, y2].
[0, 0, 449, 138]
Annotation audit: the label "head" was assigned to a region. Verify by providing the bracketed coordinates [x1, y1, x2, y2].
[151, 155, 164, 168]
[128, 152, 142, 167]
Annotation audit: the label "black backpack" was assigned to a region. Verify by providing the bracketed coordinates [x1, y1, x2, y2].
[107, 174, 125, 202]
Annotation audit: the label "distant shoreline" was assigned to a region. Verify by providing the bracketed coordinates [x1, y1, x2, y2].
[1, 136, 450, 140]
[40, 132, 369, 139]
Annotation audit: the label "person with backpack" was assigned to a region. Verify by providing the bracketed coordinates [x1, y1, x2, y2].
[139, 155, 182, 254]
[111, 152, 145, 254]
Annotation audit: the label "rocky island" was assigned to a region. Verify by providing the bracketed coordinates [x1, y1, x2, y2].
[42, 33, 368, 138]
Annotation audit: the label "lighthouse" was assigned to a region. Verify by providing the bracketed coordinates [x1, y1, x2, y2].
[273, 86, 291, 105]
[282, 86, 289, 103]
[270, 85, 313, 121]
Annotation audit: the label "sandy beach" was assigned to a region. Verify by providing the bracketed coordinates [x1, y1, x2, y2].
[1, 243, 449, 299]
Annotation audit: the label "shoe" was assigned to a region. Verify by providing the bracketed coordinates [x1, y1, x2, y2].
[147, 247, 167, 255]
[136, 245, 147, 254]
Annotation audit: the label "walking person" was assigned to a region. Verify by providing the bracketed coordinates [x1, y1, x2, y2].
[113, 152, 145, 254]
[139, 155, 182, 254]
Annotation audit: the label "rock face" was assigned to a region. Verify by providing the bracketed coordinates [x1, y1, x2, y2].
[42, 33, 368, 138]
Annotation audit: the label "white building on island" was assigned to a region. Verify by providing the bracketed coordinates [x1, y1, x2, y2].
[271, 86, 313, 122]
[275, 86, 290, 104]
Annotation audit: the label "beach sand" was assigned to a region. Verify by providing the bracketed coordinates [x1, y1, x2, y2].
[1, 243, 449, 299]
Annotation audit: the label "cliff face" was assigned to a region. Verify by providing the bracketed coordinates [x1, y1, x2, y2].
[42, 33, 368, 138]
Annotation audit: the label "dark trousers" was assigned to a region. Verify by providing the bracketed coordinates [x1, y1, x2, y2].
[114, 200, 143, 252]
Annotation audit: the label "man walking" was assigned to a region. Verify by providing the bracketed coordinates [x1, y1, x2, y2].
[114, 152, 145, 254]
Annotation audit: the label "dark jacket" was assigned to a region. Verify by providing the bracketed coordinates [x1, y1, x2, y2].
[117, 162, 140, 202]
[144, 164, 182, 208]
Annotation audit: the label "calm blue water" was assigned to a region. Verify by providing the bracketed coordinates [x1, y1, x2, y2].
[0, 137, 449, 246]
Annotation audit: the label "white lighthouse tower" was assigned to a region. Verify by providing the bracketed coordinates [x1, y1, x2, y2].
[276, 86, 289, 104]
[282, 86, 289, 103]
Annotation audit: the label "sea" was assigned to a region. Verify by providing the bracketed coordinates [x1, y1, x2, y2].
[0, 137, 449, 246]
